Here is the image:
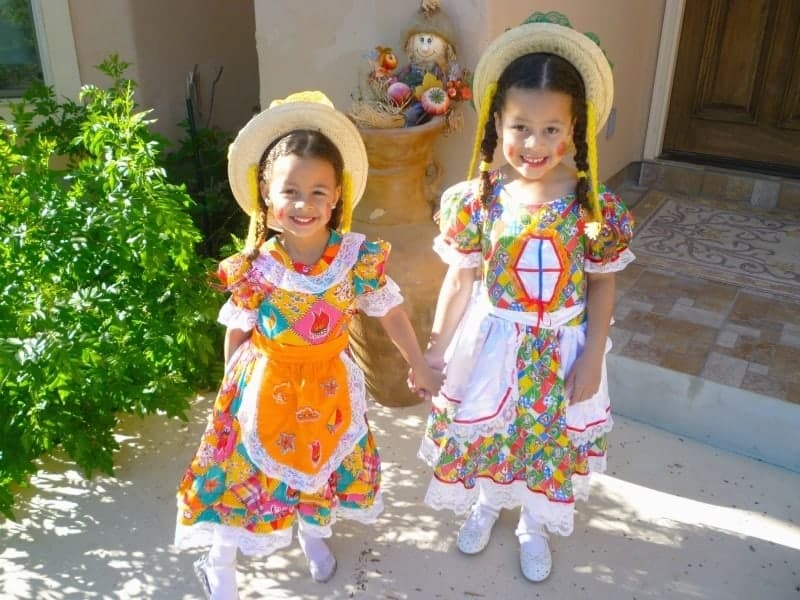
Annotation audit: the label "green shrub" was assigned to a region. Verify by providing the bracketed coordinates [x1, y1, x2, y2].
[0, 55, 221, 518]
[163, 121, 248, 259]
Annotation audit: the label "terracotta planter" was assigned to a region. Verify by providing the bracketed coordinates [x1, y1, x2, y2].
[350, 117, 447, 407]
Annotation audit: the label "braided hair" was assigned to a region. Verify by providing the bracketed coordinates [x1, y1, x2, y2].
[477, 53, 590, 215]
[243, 130, 344, 264]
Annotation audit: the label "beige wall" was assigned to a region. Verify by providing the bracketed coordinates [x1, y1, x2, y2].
[68, 0, 259, 141]
[254, 0, 490, 190]
[255, 0, 664, 188]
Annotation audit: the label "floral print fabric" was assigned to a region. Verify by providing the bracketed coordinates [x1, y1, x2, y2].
[175, 231, 398, 555]
[422, 174, 634, 535]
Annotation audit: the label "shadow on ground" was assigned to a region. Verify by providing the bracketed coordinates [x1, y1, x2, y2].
[1, 394, 799, 599]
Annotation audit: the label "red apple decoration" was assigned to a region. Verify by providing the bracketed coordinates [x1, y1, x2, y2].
[387, 81, 412, 107]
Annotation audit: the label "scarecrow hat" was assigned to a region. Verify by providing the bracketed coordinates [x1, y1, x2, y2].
[227, 90, 368, 233]
[403, 0, 457, 49]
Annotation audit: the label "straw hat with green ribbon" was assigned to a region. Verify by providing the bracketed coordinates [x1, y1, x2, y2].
[468, 12, 614, 238]
[227, 91, 368, 239]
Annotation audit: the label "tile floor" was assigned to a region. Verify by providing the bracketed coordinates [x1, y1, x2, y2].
[608, 164, 800, 406]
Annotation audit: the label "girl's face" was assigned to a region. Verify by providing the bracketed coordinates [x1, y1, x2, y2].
[260, 154, 340, 243]
[495, 87, 574, 182]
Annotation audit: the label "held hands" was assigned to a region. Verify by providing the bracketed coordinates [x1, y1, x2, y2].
[564, 351, 602, 405]
[407, 352, 445, 401]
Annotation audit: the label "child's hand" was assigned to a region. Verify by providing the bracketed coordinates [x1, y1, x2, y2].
[564, 352, 602, 404]
[423, 351, 446, 373]
[407, 362, 444, 401]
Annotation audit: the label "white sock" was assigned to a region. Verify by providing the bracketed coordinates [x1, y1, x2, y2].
[474, 482, 500, 520]
[516, 507, 548, 554]
[208, 542, 237, 566]
[297, 521, 335, 579]
[203, 543, 238, 600]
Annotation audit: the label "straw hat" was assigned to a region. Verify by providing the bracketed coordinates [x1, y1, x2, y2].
[227, 91, 368, 222]
[472, 13, 613, 129]
[468, 13, 614, 236]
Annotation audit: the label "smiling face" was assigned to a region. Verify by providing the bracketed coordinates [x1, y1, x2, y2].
[495, 87, 574, 183]
[260, 154, 340, 245]
[409, 32, 448, 64]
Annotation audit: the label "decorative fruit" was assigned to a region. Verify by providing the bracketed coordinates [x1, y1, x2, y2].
[404, 101, 431, 126]
[380, 50, 398, 71]
[420, 87, 450, 115]
[387, 81, 412, 107]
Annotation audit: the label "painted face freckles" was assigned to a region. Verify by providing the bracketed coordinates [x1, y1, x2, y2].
[495, 87, 574, 182]
[261, 154, 341, 243]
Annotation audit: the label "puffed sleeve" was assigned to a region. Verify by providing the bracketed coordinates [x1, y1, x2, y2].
[432, 180, 483, 268]
[216, 253, 265, 331]
[353, 239, 404, 317]
[584, 189, 636, 273]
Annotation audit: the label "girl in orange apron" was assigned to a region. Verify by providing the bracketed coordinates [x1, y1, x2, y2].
[174, 91, 442, 599]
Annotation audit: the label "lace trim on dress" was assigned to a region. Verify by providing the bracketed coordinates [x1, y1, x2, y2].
[356, 277, 404, 317]
[432, 234, 483, 268]
[334, 493, 385, 525]
[217, 298, 258, 331]
[250, 232, 366, 294]
[174, 494, 383, 556]
[567, 413, 614, 447]
[423, 478, 577, 536]
[584, 248, 636, 273]
[297, 493, 384, 539]
[418, 435, 443, 468]
[446, 388, 519, 443]
[174, 521, 294, 557]
[573, 455, 607, 501]
[237, 352, 369, 493]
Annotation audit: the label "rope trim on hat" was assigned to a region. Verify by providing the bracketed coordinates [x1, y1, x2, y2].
[467, 82, 498, 180]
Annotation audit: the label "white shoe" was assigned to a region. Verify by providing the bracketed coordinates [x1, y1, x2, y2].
[308, 551, 337, 583]
[519, 535, 552, 582]
[194, 554, 240, 600]
[456, 506, 498, 554]
[298, 531, 337, 583]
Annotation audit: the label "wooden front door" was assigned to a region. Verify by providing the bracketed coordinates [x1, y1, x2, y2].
[663, 0, 800, 173]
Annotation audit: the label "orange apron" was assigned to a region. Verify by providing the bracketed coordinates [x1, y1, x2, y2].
[251, 329, 352, 477]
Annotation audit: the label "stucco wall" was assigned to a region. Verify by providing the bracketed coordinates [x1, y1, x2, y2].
[254, 0, 664, 188]
[68, 0, 258, 140]
[254, 0, 490, 191]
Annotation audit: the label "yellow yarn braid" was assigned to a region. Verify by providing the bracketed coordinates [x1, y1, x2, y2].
[245, 164, 261, 248]
[584, 100, 603, 239]
[339, 171, 354, 233]
[467, 82, 498, 180]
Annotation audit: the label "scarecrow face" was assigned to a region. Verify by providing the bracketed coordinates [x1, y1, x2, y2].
[408, 32, 448, 65]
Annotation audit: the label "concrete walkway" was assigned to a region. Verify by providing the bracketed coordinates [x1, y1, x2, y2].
[1, 394, 799, 599]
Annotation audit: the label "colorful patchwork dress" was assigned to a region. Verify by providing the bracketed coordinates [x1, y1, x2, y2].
[175, 230, 402, 556]
[420, 173, 635, 536]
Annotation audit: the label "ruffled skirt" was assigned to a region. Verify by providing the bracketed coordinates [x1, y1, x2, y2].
[174, 341, 382, 556]
[419, 294, 612, 536]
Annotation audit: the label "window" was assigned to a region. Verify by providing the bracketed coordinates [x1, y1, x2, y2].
[0, 0, 43, 98]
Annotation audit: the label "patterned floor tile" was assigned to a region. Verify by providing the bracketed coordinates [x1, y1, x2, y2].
[612, 183, 800, 403]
